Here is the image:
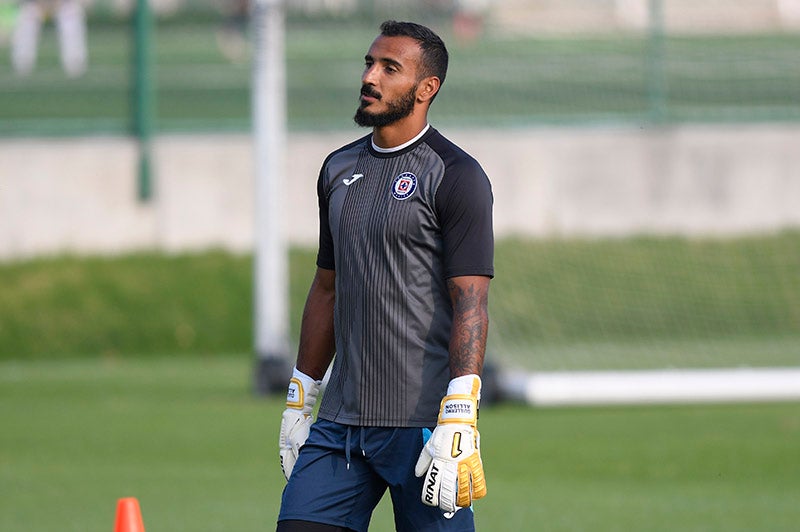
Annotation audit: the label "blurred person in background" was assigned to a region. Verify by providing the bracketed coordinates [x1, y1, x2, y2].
[216, 0, 249, 64]
[11, 0, 88, 77]
[452, 0, 490, 44]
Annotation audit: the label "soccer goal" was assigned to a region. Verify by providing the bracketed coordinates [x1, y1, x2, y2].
[487, 234, 800, 406]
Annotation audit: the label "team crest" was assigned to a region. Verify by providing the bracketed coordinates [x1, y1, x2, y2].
[391, 172, 417, 200]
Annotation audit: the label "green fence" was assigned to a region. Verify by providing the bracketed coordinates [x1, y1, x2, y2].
[1, 0, 799, 137]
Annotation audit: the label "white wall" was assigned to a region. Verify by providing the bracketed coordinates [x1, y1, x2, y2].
[1, 124, 799, 261]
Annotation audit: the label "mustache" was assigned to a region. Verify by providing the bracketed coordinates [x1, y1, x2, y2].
[360, 85, 382, 100]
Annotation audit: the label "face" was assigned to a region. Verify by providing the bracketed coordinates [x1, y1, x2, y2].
[354, 35, 423, 128]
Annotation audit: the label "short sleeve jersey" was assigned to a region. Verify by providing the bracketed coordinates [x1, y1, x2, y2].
[315, 126, 494, 427]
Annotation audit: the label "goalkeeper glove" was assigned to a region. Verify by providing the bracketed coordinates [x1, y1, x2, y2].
[415, 374, 487, 512]
[279, 367, 321, 481]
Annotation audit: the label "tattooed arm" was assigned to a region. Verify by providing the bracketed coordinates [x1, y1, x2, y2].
[414, 274, 491, 511]
[447, 275, 491, 378]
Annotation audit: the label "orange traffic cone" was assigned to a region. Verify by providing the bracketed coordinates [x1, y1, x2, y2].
[114, 497, 145, 532]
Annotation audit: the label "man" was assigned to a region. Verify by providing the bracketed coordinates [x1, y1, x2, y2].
[277, 20, 494, 532]
[11, 0, 88, 77]
[216, 0, 248, 64]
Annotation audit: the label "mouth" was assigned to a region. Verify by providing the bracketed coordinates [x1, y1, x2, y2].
[360, 86, 381, 105]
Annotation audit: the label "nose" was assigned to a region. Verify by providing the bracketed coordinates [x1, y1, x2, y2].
[362, 63, 379, 86]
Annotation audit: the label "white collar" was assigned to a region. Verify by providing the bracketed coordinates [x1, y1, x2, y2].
[371, 124, 431, 153]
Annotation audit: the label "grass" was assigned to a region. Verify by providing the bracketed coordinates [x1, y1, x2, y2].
[2, 234, 799, 370]
[1, 356, 799, 531]
[0, 251, 254, 358]
[0, 357, 271, 531]
[1, 233, 798, 529]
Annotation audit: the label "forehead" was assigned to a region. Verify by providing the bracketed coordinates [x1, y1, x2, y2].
[366, 35, 423, 68]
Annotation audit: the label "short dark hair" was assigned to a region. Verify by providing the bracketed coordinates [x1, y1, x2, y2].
[379, 20, 449, 98]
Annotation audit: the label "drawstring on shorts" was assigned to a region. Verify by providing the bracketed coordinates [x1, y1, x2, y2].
[344, 426, 367, 471]
[345, 427, 351, 470]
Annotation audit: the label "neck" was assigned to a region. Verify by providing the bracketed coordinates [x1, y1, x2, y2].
[371, 111, 429, 149]
[372, 124, 430, 153]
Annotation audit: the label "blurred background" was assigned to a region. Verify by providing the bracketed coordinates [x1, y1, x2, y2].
[3, 0, 800, 133]
[2, 0, 799, 373]
[1, 1, 799, 530]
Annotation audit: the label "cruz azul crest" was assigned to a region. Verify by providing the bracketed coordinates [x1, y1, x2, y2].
[391, 172, 417, 201]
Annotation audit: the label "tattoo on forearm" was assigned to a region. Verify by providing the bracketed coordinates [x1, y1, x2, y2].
[447, 278, 489, 377]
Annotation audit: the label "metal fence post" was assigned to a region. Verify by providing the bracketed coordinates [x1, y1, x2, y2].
[648, 0, 667, 123]
[133, 0, 154, 201]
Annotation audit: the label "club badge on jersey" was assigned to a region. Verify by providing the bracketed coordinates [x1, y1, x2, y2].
[392, 172, 417, 200]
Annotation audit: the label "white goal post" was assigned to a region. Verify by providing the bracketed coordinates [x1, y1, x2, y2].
[252, 0, 292, 394]
[502, 367, 800, 407]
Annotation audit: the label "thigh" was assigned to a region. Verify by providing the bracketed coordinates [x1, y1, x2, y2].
[276, 520, 354, 532]
[278, 420, 386, 532]
[367, 427, 476, 532]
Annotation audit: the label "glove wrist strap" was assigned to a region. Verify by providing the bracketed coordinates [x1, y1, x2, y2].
[286, 367, 321, 412]
[438, 395, 478, 426]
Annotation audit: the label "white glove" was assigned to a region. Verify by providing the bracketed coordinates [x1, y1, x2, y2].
[279, 368, 321, 481]
[415, 375, 487, 512]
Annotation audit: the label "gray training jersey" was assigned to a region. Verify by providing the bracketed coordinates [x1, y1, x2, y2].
[315, 126, 494, 427]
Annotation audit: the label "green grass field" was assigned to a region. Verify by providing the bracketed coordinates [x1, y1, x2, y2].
[1, 235, 799, 529]
[1, 356, 799, 531]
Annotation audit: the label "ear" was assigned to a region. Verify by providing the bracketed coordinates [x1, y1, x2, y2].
[416, 76, 441, 104]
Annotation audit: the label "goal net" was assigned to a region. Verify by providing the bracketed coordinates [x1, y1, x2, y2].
[489, 233, 800, 405]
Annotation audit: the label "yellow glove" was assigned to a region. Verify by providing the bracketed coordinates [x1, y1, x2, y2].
[414, 375, 487, 512]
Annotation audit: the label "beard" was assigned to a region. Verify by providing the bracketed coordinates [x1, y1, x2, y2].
[354, 84, 418, 127]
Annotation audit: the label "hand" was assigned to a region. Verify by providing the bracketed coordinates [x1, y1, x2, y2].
[279, 368, 321, 481]
[415, 375, 487, 512]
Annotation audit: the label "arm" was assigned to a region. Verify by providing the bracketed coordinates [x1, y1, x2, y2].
[295, 267, 336, 381]
[447, 275, 491, 378]
[417, 151, 493, 509]
[415, 274, 491, 511]
[279, 266, 335, 481]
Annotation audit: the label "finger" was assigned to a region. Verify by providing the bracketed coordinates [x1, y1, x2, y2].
[280, 449, 295, 481]
[471, 460, 487, 500]
[438, 461, 459, 513]
[456, 462, 472, 508]
[414, 448, 433, 477]
[420, 463, 442, 508]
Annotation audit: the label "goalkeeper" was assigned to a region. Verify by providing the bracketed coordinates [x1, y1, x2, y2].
[276, 20, 494, 532]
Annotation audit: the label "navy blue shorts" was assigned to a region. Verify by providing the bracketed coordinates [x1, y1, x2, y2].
[278, 419, 475, 532]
